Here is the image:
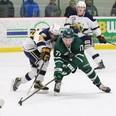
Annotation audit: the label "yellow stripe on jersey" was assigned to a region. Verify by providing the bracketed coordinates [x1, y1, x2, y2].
[28, 30, 38, 38]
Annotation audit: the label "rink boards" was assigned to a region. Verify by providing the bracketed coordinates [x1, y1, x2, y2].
[0, 17, 116, 52]
[0, 44, 116, 52]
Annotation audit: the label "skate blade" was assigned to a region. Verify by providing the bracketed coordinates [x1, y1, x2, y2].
[54, 92, 60, 96]
[94, 66, 105, 70]
[34, 89, 48, 94]
[94, 68, 106, 73]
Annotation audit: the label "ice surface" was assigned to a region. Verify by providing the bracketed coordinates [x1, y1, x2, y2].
[0, 50, 116, 116]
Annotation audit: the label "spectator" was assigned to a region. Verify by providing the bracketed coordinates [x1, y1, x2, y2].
[20, 0, 40, 17]
[64, 0, 76, 17]
[0, 0, 14, 17]
[45, 0, 61, 17]
[110, 1, 116, 16]
[85, 0, 98, 16]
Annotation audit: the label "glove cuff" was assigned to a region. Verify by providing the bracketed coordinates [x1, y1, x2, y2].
[67, 63, 75, 72]
[54, 68, 63, 72]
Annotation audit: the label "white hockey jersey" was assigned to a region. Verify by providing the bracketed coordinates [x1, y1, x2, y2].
[65, 12, 101, 37]
[22, 28, 54, 52]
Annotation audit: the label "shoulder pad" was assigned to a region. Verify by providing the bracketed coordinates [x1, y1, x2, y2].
[84, 12, 96, 21]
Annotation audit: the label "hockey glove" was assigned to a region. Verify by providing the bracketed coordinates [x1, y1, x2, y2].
[62, 65, 71, 76]
[41, 47, 51, 62]
[97, 35, 107, 44]
[54, 68, 63, 82]
[62, 64, 77, 76]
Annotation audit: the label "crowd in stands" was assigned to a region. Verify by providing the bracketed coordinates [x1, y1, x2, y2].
[0, 0, 115, 17]
[20, 0, 40, 17]
[110, 1, 116, 16]
[0, 0, 14, 17]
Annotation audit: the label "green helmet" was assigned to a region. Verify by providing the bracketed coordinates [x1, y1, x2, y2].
[62, 28, 74, 38]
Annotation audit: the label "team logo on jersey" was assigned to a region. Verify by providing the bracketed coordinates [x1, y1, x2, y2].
[38, 35, 44, 41]
[70, 22, 84, 32]
[38, 33, 47, 41]
[76, 22, 83, 32]
[41, 33, 47, 37]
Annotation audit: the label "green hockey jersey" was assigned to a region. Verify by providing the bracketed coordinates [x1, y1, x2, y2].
[54, 34, 85, 69]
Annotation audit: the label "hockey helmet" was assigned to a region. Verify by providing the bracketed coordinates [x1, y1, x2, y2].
[49, 24, 61, 35]
[76, 1, 86, 8]
[62, 28, 74, 39]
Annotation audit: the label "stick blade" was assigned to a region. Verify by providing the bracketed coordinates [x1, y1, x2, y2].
[18, 97, 23, 106]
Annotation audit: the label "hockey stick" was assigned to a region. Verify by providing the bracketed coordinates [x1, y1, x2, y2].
[26, 61, 45, 95]
[18, 78, 55, 106]
[106, 40, 116, 46]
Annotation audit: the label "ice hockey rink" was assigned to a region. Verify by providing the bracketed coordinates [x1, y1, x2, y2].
[0, 50, 116, 116]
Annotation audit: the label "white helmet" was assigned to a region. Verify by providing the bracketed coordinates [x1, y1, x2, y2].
[49, 24, 61, 35]
[76, 1, 86, 8]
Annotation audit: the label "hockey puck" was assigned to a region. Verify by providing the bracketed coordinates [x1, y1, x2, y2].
[0, 99, 5, 108]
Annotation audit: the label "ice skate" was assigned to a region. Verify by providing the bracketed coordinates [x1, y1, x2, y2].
[94, 60, 105, 70]
[34, 81, 49, 94]
[12, 77, 22, 91]
[98, 84, 111, 93]
[54, 82, 61, 95]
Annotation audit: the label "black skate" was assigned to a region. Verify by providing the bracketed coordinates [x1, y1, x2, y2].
[98, 84, 111, 93]
[54, 82, 61, 95]
[94, 60, 105, 70]
[34, 81, 49, 90]
[12, 77, 22, 91]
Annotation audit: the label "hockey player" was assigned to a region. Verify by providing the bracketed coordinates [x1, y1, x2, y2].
[12, 24, 61, 92]
[64, 1, 107, 70]
[53, 28, 111, 94]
